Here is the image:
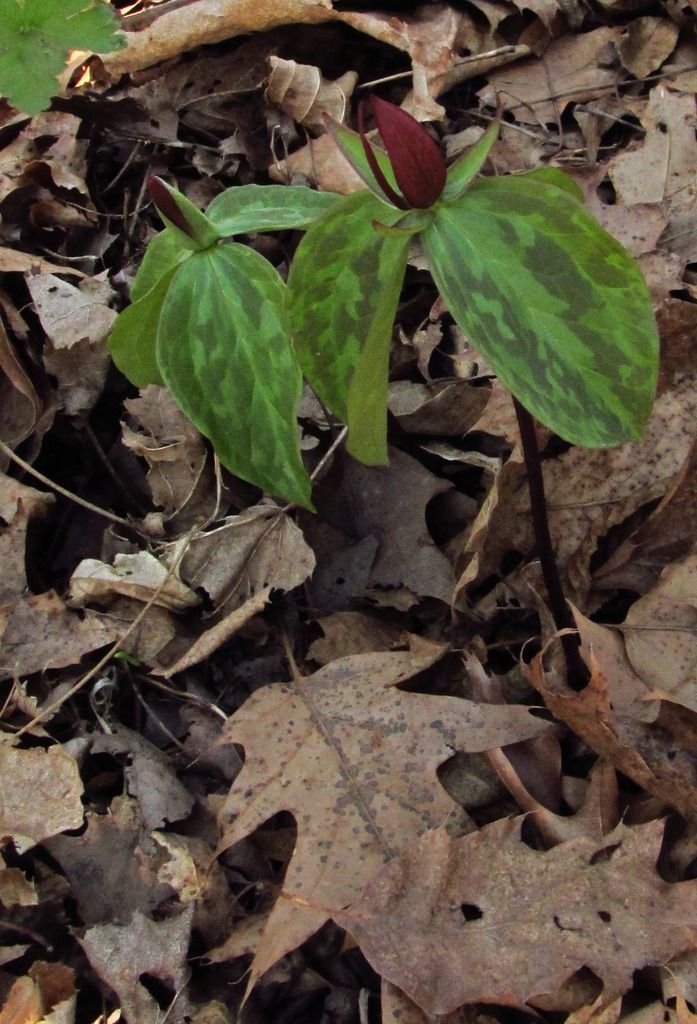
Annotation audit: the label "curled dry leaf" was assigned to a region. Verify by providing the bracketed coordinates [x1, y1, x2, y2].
[527, 636, 697, 821]
[617, 17, 679, 77]
[69, 552, 200, 613]
[217, 647, 549, 988]
[266, 57, 357, 131]
[122, 386, 217, 528]
[337, 819, 697, 1017]
[0, 741, 83, 853]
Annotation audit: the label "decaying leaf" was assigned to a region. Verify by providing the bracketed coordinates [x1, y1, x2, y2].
[0, 741, 83, 852]
[217, 647, 549, 986]
[0, 591, 121, 681]
[337, 819, 697, 1016]
[80, 907, 194, 1024]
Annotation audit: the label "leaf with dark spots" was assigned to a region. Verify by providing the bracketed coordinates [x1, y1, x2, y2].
[336, 819, 697, 1017]
[217, 646, 550, 991]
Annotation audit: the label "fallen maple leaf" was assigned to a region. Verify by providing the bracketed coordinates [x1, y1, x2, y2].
[217, 647, 549, 988]
[337, 818, 697, 1016]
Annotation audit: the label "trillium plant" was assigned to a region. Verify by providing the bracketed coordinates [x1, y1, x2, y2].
[109, 97, 658, 648]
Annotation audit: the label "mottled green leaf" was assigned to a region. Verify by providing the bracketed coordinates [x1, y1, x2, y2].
[156, 245, 312, 508]
[288, 191, 410, 463]
[130, 228, 192, 303]
[206, 184, 341, 236]
[108, 267, 178, 388]
[441, 121, 498, 202]
[423, 177, 658, 446]
[513, 166, 584, 200]
[324, 116, 400, 206]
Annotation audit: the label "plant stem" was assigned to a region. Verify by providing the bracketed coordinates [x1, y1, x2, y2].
[513, 398, 587, 689]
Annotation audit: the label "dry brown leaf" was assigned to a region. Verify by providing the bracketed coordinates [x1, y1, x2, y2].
[93, 726, 195, 829]
[336, 819, 697, 1016]
[217, 647, 549, 987]
[316, 447, 455, 604]
[622, 554, 697, 714]
[155, 586, 271, 677]
[266, 57, 357, 131]
[0, 964, 75, 1024]
[0, 866, 38, 907]
[617, 17, 679, 76]
[0, 591, 121, 681]
[0, 473, 54, 603]
[0, 318, 42, 447]
[80, 907, 194, 1024]
[122, 387, 216, 528]
[527, 642, 697, 820]
[307, 611, 412, 664]
[269, 131, 369, 194]
[388, 380, 489, 436]
[0, 249, 85, 277]
[0, 741, 83, 852]
[480, 28, 622, 124]
[381, 978, 472, 1023]
[26, 275, 115, 417]
[177, 505, 315, 610]
[608, 88, 697, 264]
[68, 552, 200, 612]
[46, 795, 177, 926]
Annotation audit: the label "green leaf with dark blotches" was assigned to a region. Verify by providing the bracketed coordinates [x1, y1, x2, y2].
[0, 0, 124, 116]
[323, 116, 400, 206]
[108, 266, 178, 388]
[441, 121, 498, 203]
[156, 244, 312, 508]
[130, 227, 192, 303]
[206, 184, 341, 236]
[422, 176, 658, 446]
[287, 190, 410, 464]
[513, 166, 584, 201]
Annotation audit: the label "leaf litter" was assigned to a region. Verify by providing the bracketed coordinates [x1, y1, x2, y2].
[1, 0, 697, 1022]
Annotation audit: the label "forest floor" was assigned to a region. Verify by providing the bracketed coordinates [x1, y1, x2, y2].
[2, 1, 697, 1023]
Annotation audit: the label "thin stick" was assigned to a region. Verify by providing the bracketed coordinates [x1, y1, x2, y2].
[513, 398, 586, 688]
[0, 438, 146, 535]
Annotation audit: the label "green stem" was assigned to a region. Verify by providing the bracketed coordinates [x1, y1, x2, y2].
[513, 398, 587, 689]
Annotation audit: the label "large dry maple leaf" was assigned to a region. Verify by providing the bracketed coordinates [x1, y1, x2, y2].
[336, 818, 697, 1016]
[217, 648, 548, 986]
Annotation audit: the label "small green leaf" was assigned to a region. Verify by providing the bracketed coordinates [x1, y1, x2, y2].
[206, 184, 341, 236]
[288, 191, 410, 463]
[441, 121, 499, 202]
[108, 267, 177, 388]
[423, 176, 658, 447]
[149, 177, 220, 251]
[0, 0, 125, 116]
[323, 116, 400, 206]
[156, 245, 312, 508]
[513, 166, 585, 200]
[130, 227, 192, 303]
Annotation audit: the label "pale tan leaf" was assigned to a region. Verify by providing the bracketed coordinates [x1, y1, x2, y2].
[68, 552, 200, 612]
[0, 742, 83, 852]
[337, 820, 697, 1016]
[218, 648, 550, 985]
[266, 57, 357, 130]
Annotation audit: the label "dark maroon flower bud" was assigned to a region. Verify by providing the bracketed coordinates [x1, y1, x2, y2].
[370, 96, 447, 209]
[148, 176, 194, 238]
